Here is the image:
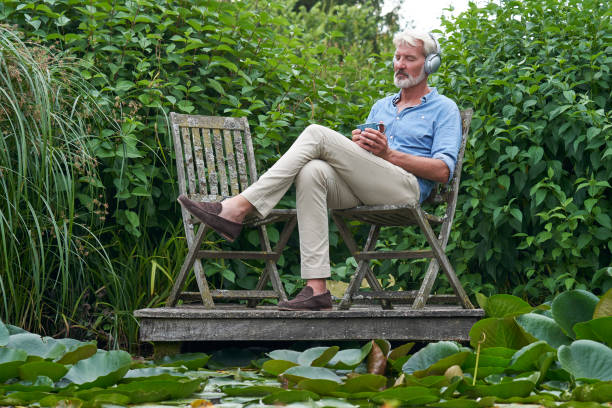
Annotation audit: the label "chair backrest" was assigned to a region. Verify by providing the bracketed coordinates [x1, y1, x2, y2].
[170, 113, 258, 202]
[424, 108, 473, 206]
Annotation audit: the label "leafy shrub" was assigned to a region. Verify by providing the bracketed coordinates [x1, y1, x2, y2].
[438, 0, 611, 298]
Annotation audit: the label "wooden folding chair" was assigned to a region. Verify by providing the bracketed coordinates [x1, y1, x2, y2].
[167, 113, 296, 308]
[331, 109, 475, 310]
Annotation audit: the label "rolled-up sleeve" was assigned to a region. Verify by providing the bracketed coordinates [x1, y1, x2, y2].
[431, 107, 462, 183]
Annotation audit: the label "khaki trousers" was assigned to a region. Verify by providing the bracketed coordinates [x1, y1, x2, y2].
[241, 124, 420, 279]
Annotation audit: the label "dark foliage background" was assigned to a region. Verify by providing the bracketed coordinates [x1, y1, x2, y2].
[0, 0, 609, 347]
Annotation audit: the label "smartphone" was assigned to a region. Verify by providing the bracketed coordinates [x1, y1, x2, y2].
[356, 122, 385, 132]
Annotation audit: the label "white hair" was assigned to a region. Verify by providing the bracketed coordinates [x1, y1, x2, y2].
[393, 31, 438, 57]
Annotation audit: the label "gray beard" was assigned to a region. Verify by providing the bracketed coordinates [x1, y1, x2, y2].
[394, 69, 426, 88]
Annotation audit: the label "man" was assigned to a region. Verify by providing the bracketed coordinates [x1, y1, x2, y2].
[178, 30, 462, 311]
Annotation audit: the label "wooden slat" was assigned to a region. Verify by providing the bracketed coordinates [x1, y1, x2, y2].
[212, 128, 229, 197]
[352, 292, 459, 304]
[136, 305, 484, 342]
[170, 113, 188, 196]
[180, 290, 279, 301]
[242, 117, 258, 183]
[223, 129, 240, 195]
[354, 250, 433, 260]
[191, 127, 208, 195]
[197, 250, 278, 260]
[181, 127, 197, 195]
[202, 127, 218, 197]
[233, 130, 249, 192]
[170, 114, 247, 130]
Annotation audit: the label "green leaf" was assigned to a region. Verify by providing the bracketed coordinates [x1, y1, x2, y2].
[7, 334, 66, 360]
[297, 379, 341, 396]
[572, 381, 612, 403]
[371, 386, 439, 404]
[471, 380, 536, 398]
[157, 352, 210, 370]
[515, 313, 572, 348]
[402, 341, 462, 375]
[297, 346, 339, 367]
[115, 80, 135, 92]
[64, 350, 132, 388]
[222, 385, 285, 396]
[469, 317, 534, 349]
[338, 374, 386, 393]
[262, 389, 319, 404]
[327, 342, 372, 369]
[261, 359, 298, 376]
[551, 290, 599, 338]
[19, 361, 68, 381]
[484, 294, 533, 318]
[281, 366, 342, 384]
[558, 340, 612, 381]
[55, 338, 97, 364]
[388, 342, 415, 361]
[123, 367, 185, 381]
[507, 341, 554, 372]
[0, 347, 28, 382]
[268, 349, 301, 363]
[573, 317, 612, 348]
[594, 288, 612, 318]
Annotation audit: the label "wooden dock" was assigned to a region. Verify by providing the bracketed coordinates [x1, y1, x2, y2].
[134, 305, 484, 342]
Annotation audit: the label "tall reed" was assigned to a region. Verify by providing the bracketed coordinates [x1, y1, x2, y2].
[0, 26, 113, 335]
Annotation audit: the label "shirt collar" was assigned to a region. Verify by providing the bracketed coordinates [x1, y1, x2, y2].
[392, 87, 438, 106]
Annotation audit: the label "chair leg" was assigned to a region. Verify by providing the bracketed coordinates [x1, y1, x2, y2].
[246, 225, 289, 307]
[338, 225, 382, 310]
[168, 224, 215, 308]
[413, 208, 474, 309]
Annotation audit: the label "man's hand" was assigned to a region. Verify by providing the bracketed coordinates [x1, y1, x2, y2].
[351, 126, 390, 159]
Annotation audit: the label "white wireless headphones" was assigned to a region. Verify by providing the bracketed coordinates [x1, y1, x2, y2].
[424, 33, 441, 74]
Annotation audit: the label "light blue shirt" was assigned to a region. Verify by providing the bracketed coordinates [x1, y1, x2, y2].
[366, 88, 462, 202]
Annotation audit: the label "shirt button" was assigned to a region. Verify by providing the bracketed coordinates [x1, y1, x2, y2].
[396, 116, 400, 120]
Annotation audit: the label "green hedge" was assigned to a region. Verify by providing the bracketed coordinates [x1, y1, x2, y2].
[0, 0, 610, 344]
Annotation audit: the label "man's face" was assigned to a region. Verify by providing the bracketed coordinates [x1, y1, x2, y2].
[393, 42, 427, 89]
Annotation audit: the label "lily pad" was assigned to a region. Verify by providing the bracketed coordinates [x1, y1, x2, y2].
[594, 288, 612, 318]
[297, 346, 339, 367]
[19, 360, 68, 381]
[297, 379, 341, 395]
[367, 340, 387, 375]
[0, 347, 28, 382]
[261, 358, 298, 376]
[267, 349, 301, 363]
[55, 338, 97, 364]
[328, 342, 372, 369]
[507, 341, 554, 372]
[0, 390, 52, 405]
[157, 352, 210, 370]
[371, 386, 439, 404]
[558, 340, 612, 381]
[388, 342, 415, 361]
[262, 389, 319, 404]
[6, 333, 66, 360]
[572, 381, 612, 403]
[0, 320, 8, 346]
[221, 385, 285, 397]
[515, 313, 572, 348]
[402, 341, 462, 375]
[551, 290, 599, 338]
[469, 317, 534, 349]
[338, 374, 386, 393]
[573, 316, 612, 347]
[282, 366, 342, 384]
[373, 339, 391, 357]
[64, 350, 132, 388]
[122, 367, 185, 381]
[470, 380, 536, 398]
[429, 399, 480, 408]
[414, 351, 470, 378]
[484, 294, 533, 318]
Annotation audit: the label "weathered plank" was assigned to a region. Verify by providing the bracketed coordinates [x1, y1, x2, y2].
[135, 305, 484, 342]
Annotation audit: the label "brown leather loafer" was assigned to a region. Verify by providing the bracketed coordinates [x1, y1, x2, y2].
[177, 194, 243, 242]
[278, 286, 333, 311]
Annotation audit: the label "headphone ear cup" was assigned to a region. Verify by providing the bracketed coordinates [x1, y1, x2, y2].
[424, 53, 441, 74]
